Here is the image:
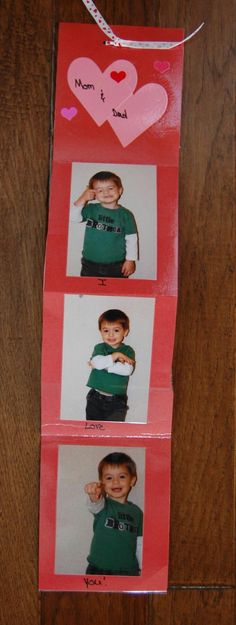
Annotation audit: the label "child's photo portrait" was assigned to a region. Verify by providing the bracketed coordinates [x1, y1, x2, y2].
[60, 294, 155, 423]
[54, 444, 145, 576]
[67, 162, 157, 280]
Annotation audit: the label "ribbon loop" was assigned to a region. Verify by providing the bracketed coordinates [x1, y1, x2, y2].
[82, 0, 204, 49]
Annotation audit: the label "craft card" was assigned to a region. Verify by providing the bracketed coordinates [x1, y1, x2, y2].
[39, 437, 171, 593]
[39, 20, 184, 593]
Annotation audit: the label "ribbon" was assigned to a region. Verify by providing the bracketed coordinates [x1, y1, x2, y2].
[81, 0, 204, 49]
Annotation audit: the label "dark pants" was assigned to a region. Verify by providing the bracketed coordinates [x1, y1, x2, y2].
[86, 563, 139, 576]
[81, 257, 127, 278]
[86, 388, 128, 422]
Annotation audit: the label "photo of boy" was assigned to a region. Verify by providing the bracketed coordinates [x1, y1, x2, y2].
[70, 170, 138, 278]
[84, 452, 143, 576]
[86, 309, 135, 422]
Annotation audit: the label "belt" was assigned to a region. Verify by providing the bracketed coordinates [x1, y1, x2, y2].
[90, 389, 127, 401]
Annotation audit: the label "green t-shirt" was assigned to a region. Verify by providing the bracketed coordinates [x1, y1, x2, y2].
[87, 342, 135, 395]
[87, 497, 143, 574]
[81, 203, 137, 263]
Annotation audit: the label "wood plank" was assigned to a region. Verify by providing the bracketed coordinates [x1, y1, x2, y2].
[169, 0, 235, 584]
[0, 1, 53, 624]
[41, 588, 235, 625]
[41, 592, 148, 625]
[149, 589, 235, 625]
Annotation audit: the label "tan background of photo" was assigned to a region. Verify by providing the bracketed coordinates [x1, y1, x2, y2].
[1, 1, 235, 624]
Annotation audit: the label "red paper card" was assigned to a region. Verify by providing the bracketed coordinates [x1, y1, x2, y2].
[39, 21, 184, 592]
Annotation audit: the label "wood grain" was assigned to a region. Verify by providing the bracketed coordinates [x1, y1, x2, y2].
[41, 590, 235, 625]
[0, 1, 235, 624]
[0, 1, 52, 624]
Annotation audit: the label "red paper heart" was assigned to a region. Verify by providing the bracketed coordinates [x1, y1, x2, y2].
[110, 70, 126, 83]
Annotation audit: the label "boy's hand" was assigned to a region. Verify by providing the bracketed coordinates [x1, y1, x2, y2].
[84, 481, 103, 502]
[74, 187, 96, 205]
[122, 260, 136, 277]
[87, 359, 94, 368]
[111, 352, 135, 366]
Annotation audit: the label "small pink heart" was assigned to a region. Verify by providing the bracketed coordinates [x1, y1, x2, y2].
[110, 71, 126, 83]
[61, 106, 78, 121]
[153, 60, 170, 74]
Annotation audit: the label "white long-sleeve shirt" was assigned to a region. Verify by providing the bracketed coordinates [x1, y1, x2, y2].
[90, 354, 134, 376]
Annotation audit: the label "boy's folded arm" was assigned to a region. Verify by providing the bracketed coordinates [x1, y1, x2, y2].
[107, 361, 134, 376]
[90, 354, 114, 370]
[125, 233, 138, 260]
[90, 355, 134, 375]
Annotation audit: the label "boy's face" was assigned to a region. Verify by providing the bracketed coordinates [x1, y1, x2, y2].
[101, 464, 136, 503]
[92, 179, 123, 208]
[100, 321, 127, 348]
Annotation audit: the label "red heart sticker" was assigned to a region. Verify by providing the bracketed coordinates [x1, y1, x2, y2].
[110, 70, 126, 83]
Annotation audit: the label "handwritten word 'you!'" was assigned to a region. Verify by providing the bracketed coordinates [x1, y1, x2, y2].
[84, 577, 107, 588]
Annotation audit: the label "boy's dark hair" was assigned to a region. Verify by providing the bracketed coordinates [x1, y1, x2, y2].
[98, 309, 129, 331]
[89, 171, 123, 189]
[98, 452, 137, 480]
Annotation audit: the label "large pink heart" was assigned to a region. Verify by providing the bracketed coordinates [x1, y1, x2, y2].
[67, 57, 137, 126]
[108, 83, 168, 147]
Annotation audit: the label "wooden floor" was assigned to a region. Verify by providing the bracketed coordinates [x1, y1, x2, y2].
[1, 1, 235, 623]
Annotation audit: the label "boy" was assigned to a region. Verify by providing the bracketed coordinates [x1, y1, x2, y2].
[86, 309, 135, 422]
[84, 452, 143, 576]
[70, 170, 138, 278]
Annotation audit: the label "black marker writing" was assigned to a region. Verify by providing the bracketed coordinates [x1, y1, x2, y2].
[101, 89, 105, 102]
[84, 577, 106, 588]
[112, 108, 128, 119]
[85, 423, 105, 430]
[75, 78, 95, 90]
[98, 278, 107, 287]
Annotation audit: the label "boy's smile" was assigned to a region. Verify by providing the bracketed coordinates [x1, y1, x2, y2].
[101, 464, 136, 503]
[92, 179, 122, 209]
[100, 321, 127, 348]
